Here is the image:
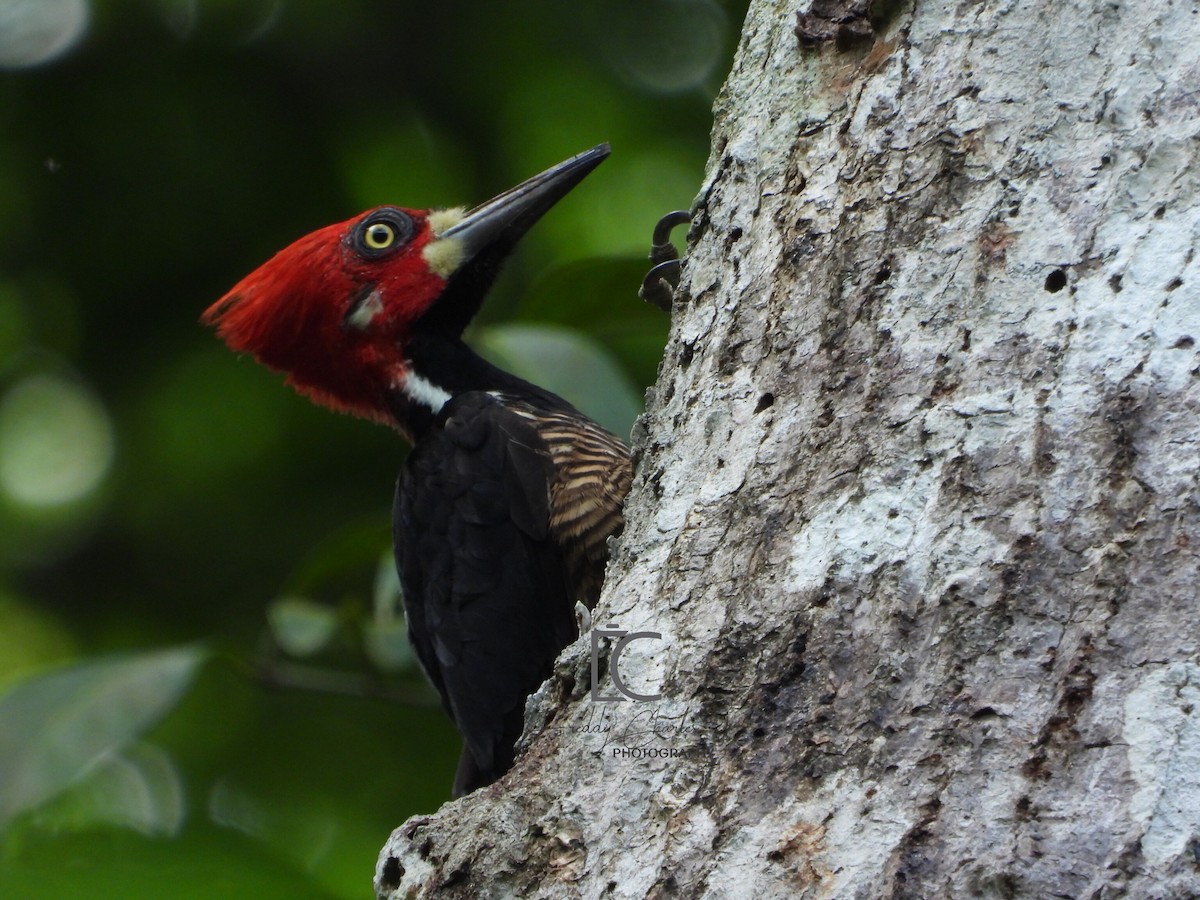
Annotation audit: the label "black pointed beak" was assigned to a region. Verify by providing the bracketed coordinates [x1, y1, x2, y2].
[416, 144, 609, 337]
[440, 143, 610, 256]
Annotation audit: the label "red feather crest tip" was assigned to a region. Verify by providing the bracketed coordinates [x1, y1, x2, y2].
[202, 219, 350, 361]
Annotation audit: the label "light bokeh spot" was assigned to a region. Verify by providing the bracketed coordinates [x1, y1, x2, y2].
[0, 373, 114, 509]
[0, 0, 89, 69]
[602, 0, 727, 94]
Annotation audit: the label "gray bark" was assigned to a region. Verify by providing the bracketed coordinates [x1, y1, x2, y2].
[377, 0, 1200, 896]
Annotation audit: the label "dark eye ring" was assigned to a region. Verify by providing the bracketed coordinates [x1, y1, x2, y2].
[353, 209, 414, 258]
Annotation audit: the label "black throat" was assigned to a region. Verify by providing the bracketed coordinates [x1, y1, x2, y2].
[385, 329, 566, 443]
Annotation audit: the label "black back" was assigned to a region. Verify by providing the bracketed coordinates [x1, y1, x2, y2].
[393, 391, 578, 795]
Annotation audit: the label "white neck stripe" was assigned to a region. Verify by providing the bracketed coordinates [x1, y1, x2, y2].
[402, 369, 452, 413]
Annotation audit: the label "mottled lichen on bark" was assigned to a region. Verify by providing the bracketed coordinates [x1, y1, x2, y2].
[377, 0, 1200, 896]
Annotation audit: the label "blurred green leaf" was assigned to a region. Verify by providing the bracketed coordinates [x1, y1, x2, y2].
[0, 646, 206, 829]
[518, 256, 673, 389]
[363, 618, 413, 674]
[372, 549, 402, 620]
[31, 742, 185, 837]
[474, 323, 643, 437]
[365, 551, 413, 672]
[266, 598, 339, 658]
[209, 779, 337, 874]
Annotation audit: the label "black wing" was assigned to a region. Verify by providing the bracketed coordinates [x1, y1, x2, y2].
[393, 392, 577, 795]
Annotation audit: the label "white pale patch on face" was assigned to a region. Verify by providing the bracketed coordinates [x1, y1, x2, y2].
[427, 207, 466, 235]
[399, 367, 452, 413]
[345, 288, 384, 330]
[421, 207, 469, 279]
[422, 236, 466, 279]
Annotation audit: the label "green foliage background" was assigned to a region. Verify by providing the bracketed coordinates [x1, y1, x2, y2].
[0, 1, 744, 896]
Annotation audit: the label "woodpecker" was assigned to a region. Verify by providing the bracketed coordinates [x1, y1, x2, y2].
[204, 145, 631, 796]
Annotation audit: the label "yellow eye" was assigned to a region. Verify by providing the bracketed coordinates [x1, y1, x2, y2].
[354, 209, 414, 258]
[364, 222, 396, 250]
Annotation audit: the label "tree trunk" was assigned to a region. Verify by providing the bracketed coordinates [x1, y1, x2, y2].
[376, 0, 1200, 896]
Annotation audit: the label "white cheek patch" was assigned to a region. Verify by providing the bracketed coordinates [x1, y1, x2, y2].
[345, 288, 385, 330]
[422, 237, 466, 279]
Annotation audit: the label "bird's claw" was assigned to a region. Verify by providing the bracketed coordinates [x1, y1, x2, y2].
[638, 209, 692, 312]
[648, 209, 692, 265]
[640, 260, 681, 312]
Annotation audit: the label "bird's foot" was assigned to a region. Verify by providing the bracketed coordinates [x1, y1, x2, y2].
[638, 209, 692, 312]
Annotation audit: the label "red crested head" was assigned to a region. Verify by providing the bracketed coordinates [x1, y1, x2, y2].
[203, 206, 454, 423]
[204, 144, 610, 427]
